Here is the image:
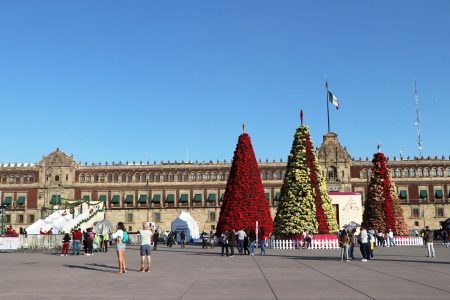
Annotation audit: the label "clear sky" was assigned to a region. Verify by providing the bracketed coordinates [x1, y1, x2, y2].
[1, 1, 449, 164]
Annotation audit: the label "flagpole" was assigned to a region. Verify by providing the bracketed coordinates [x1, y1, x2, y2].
[325, 79, 331, 133]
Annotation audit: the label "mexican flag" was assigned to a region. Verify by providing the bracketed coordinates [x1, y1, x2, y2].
[328, 91, 339, 110]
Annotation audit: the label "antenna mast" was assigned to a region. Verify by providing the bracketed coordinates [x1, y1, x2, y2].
[414, 80, 423, 157]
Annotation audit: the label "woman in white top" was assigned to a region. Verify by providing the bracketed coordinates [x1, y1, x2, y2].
[112, 222, 127, 274]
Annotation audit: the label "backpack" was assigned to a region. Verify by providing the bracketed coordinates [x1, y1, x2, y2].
[122, 231, 129, 243]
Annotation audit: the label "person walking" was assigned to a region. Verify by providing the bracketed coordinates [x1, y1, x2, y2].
[139, 222, 154, 272]
[424, 226, 435, 258]
[249, 229, 256, 255]
[305, 231, 312, 249]
[228, 229, 236, 257]
[180, 231, 186, 249]
[359, 226, 370, 262]
[72, 228, 82, 255]
[243, 231, 250, 255]
[61, 233, 71, 256]
[220, 230, 229, 256]
[236, 228, 247, 255]
[209, 230, 215, 249]
[200, 231, 209, 249]
[83, 228, 94, 256]
[102, 233, 109, 252]
[377, 229, 385, 247]
[388, 229, 395, 247]
[368, 232, 376, 259]
[112, 222, 127, 274]
[259, 227, 267, 256]
[338, 228, 350, 261]
[153, 230, 159, 251]
[348, 228, 357, 259]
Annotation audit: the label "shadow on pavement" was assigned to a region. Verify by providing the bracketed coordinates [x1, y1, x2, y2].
[64, 264, 117, 273]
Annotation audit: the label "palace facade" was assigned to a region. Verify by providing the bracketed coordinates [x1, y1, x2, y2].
[1, 132, 449, 233]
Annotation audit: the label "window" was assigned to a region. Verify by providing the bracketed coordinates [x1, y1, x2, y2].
[204, 172, 210, 181]
[412, 208, 420, 218]
[209, 211, 216, 222]
[447, 168, 450, 176]
[218, 173, 224, 181]
[437, 168, 444, 177]
[149, 173, 154, 181]
[431, 168, 437, 177]
[197, 172, 203, 181]
[177, 173, 182, 182]
[93, 174, 98, 182]
[169, 173, 174, 182]
[99, 173, 105, 183]
[114, 173, 119, 183]
[15, 175, 20, 184]
[409, 169, 416, 177]
[80, 174, 85, 182]
[163, 173, 168, 182]
[436, 207, 444, 217]
[390, 170, 395, 177]
[107, 173, 113, 182]
[6, 215, 10, 223]
[121, 173, 126, 182]
[417, 168, 423, 177]
[281, 171, 286, 180]
[29, 175, 34, 183]
[154, 212, 161, 222]
[127, 173, 133, 182]
[191, 172, 196, 181]
[395, 169, 401, 177]
[86, 174, 91, 182]
[1, 176, 6, 183]
[183, 172, 188, 181]
[402, 169, 408, 177]
[28, 214, 35, 223]
[23, 176, 28, 184]
[155, 173, 160, 182]
[262, 171, 267, 180]
[267, 171, 273, 180]
[423, 168, 429, 176]
[211, 172, 217, 181]
[17, 214, 24, 223]
[141, 173, 147, 182]
[128, 226, 133, 232]
[135, 173, 141, 182]
[126, 213, 133, 223]
[66, 174, 68, 181]
[225, 172, 229, 180]
[414, 221, 419, 227]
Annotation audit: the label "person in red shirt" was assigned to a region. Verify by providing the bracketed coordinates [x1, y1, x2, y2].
[72, 229, 82, 255]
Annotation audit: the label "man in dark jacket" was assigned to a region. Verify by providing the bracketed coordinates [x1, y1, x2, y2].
[228, 230, 237, 257]
[424, 226, 435, 258]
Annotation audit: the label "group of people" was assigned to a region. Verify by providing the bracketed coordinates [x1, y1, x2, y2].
[219, 227, 268, 257]
[60, 228, 110, 256]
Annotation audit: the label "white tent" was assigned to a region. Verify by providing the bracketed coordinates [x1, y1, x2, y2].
[171, 211, 200, 242]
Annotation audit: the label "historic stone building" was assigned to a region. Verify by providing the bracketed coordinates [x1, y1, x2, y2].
[1, 133, 449, 233]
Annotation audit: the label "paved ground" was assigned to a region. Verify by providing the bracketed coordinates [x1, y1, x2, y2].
[1, 243, 449, 300]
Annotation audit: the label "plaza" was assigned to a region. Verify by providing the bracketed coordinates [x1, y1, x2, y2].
[1, 244, 449, 299]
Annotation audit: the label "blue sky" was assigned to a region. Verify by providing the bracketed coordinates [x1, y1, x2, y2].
[1, 1, 449, 164]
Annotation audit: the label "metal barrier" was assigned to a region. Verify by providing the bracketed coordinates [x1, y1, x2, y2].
[18, 234, 64, 253]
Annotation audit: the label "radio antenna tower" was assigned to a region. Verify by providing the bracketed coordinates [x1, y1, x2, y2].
[414, 80, 423, 157]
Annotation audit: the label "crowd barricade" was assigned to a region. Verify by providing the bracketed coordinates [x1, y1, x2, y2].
[269, 236, 424, 250]
[18, 234, 64, 252]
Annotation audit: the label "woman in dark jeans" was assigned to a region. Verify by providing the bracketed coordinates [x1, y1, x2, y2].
[259, 227, 267, 255]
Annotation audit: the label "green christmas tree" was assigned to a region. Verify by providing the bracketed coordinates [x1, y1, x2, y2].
[274, 116, 338, 237]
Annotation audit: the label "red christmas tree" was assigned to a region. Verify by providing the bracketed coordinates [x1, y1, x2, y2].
[216, 132, 273, 234]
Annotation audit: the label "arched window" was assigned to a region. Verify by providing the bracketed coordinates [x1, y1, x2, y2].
[23, 175, 28, 184]
[169, 173, 174, 182]
[99, 173, 105, 183]
[447, 168, 450, 177]
[423, 168, 429, 177]
[127, 173, 133, 182]
[395, 169, 401, 177]
[113, 173, 119, 183]
[191, 172, 196, 181]
[93, 173, 99, 182]
[262, 171, 267, 180]
[211, 172, 217, 181]
[225, 171, 229, 180]
[437, 168, 444, 177]
[177, 172, 182, 182]
[155, 173, 160, 182]
[281, 171, 286, 180]
[267, 171, 273, 180]
[141, 173, 147, 182]
[409, 169, 416, 177]
[29, 175, 34, 183]
[80, 174, 85, 182]
[402, 169, 408, 177]
[86, 174, 91, 182]
[328, 166, 338, 181]
[107, 173, 113, 182]
[197, 172, 203, 181]
[149, 173, 155, 181]
[135, 173, 141, 182]
[431, 168, 437, 177]
[361, 169, 367, 179]
[204, 172, 210, 181]
[183, 172, 188, 181]
[417, 168, 423, 177]
[163, 173, 168, 182]
[390, 170, 395, 177]
[121, 173, 126, 182]
[218, 172, 224, 181]
[15, 175, 20, 184]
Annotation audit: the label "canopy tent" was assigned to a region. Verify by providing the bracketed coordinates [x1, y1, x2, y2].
[93, 219, 114, 235]
[170, 211, 200, 242]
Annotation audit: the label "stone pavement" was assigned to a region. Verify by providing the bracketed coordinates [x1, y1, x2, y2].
[0, 243, 449, 300]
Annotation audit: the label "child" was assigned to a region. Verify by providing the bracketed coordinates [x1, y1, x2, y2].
[61, 233, 71, 256]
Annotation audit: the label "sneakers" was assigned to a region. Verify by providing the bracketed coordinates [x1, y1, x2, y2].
[346, 259, 350, 262]
[60, 254, 65, 256]
[361, 259, 367, 262]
